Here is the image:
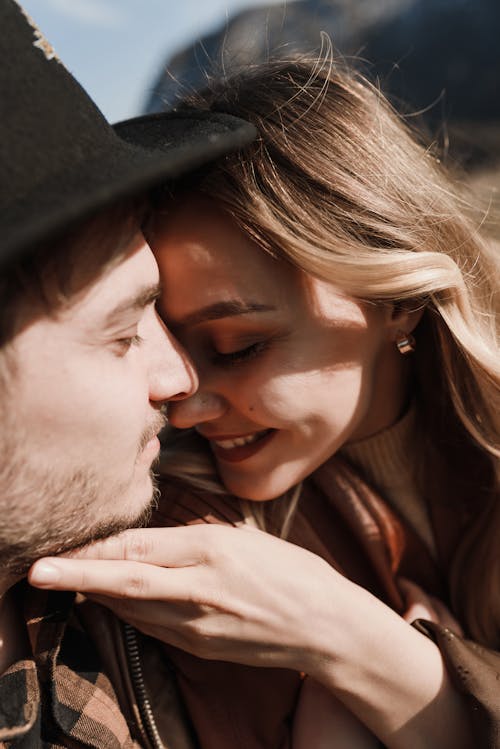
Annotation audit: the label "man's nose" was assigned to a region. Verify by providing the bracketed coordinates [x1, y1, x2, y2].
[148, 312, 198, 403]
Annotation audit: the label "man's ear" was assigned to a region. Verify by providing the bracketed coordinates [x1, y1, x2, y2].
[384, 300, 426, 342]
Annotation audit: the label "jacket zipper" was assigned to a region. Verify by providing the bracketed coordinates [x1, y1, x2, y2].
[123, 621, 166, 749]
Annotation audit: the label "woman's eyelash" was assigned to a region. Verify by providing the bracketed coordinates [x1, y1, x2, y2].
[212, 341, 267, 367]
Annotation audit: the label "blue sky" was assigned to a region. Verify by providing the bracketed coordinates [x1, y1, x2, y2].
[22, 0, 286, 122]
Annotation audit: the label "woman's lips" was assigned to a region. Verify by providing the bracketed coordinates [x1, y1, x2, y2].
[208, 429, 276, 463]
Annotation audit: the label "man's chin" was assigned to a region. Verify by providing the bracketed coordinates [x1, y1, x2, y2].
[6, 492, 156, 578]
[57, 499, 154, 557]
[44, 468, 161, 558]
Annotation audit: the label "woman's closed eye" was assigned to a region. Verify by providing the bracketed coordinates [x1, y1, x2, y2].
[212, 340, 268, 368]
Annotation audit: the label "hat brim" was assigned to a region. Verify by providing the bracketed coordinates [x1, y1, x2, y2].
[4, 111, 256, 265]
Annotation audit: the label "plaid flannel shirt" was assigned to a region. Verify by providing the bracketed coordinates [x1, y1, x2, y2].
[0, 582, 139, 748]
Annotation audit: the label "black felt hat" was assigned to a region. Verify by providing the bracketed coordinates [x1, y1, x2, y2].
[0, 0, 256, 269]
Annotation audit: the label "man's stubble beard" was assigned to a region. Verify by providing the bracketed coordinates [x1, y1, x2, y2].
[0, 441, 160, 578]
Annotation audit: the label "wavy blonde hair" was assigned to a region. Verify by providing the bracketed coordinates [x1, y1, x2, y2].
[159, 55, 500, 647]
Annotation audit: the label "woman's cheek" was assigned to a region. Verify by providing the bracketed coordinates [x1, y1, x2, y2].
[248, 375, 301, 424]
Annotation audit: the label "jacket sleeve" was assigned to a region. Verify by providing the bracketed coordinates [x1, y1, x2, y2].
[413, 619, 500, 747]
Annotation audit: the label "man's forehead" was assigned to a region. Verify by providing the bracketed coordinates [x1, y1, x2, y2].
[65, 236, 159, 323]
[103, 282, 162, 328]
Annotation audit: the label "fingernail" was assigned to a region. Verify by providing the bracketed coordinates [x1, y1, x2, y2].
[30, 561, 61, 585]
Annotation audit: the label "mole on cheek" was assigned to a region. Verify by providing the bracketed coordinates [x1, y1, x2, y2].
[248, 405, 255, 412]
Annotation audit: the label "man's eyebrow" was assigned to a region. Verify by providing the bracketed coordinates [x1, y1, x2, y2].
[104, 282, 162, 326]
[175, 301, 276, 327]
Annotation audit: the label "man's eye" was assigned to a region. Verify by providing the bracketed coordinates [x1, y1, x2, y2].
[212, 341, 267, 367]
[115, 334, 144, 352]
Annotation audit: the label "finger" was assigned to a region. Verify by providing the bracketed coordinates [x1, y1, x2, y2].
[120, 617, 207, 658]
[399, 578, 463, 634]
[93, 603, 192, 652]
[403, 600, 438, 624]
[87, 592, 188, 625]
[87, 593, 180, 631]
[86, 594, 226, 659]
[28, 557, 203, 600]
[59, 525, 231, 566]
[399, 578, 438, 623]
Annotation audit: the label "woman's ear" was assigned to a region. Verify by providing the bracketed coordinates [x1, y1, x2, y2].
[384, 300, 426, 342]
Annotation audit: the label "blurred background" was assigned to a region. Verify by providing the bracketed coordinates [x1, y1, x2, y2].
[23, 0, 500, 190]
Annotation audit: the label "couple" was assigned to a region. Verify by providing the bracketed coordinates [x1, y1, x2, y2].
[2, 2, 499, 748]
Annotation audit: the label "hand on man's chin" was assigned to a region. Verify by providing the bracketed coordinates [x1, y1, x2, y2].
[13, 493, 156, 581]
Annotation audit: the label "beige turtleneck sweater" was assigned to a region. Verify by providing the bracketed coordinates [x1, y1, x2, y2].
[340, 408, 437, 556]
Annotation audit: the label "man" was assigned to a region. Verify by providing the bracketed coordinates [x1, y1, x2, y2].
[0, 1, 255, 745]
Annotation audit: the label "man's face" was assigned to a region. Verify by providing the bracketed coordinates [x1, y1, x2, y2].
[0, 232, 196, 575]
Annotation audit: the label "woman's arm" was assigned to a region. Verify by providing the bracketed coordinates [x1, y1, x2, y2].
[293, 677, 380, 749]
[305, 579, 472, 749]
[29, 525, 474, 749]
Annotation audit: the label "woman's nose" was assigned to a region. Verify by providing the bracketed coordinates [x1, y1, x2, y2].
[167, 388, 225, 430]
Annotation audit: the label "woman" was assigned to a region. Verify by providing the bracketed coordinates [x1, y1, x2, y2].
[30, 56, 500, 748]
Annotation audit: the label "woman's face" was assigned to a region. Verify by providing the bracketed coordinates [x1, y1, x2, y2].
[152, 195, 409, 501]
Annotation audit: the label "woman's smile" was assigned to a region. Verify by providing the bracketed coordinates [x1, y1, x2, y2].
[208, 429, 276, 463]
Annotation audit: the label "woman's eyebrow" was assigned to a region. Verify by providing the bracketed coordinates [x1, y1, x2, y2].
[174, 301, 276, 327]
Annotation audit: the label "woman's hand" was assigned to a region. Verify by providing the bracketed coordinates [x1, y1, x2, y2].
[399, 578, 463, 635]
[28, 524, 353, 673]
[29, 524, 473, 748]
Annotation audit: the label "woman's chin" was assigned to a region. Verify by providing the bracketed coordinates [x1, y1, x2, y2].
[218, 471, 297, 503]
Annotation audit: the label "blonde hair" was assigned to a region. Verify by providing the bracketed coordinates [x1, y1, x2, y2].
[160, 55, 500, 646]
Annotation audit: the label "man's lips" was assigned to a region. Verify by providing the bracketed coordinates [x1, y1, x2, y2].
[137, 414, 166, 464]
[137, 434, 161, 464]
[202, 429, 276, 463]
